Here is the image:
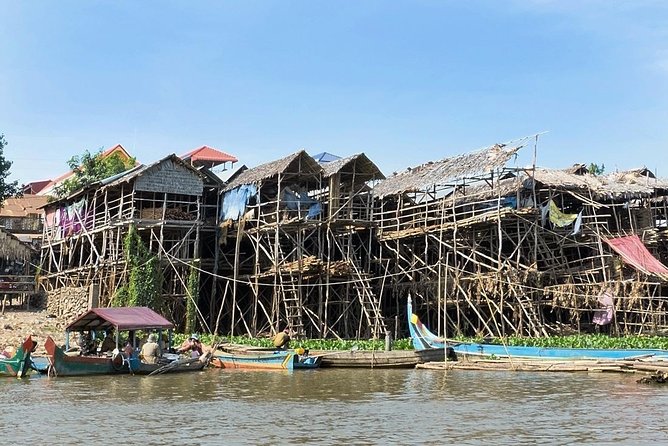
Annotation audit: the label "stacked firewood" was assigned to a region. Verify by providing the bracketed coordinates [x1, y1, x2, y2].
[46, 286, 89, 321]
[139, 207, 195, 221]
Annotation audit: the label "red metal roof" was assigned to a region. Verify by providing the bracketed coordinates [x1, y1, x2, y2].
[66, 307, 174, 332]
[182, 145, 238, 167]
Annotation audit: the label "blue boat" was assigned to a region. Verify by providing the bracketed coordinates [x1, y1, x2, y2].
[212, 349, 322, 370]
[408, 295, 668, 361]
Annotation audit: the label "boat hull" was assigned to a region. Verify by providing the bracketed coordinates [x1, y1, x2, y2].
[0, 336, 34, 378]
[408, 295, 668, 361]
[450, 342, 668, 360]
[318, 349, 448, 368]
[44, 336, 207, 376]
[212, 351, 296, 370]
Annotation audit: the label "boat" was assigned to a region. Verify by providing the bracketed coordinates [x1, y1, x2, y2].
[294, 354, 322, 369]
[317, 348, 447, 368]
[408, 295, 668, 361]
[43, 306, 209, 376]
[0, 336, 36, 378]
[211, 344, 322, 370]
[211, 350, 297, 370]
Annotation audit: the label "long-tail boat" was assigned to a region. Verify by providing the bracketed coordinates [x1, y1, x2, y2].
[0, 336, 35, 378]
[44, 307, 208, 377]
[408, 295, 668, 361]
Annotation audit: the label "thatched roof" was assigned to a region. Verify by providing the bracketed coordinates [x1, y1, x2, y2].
[320, 153, 385, 183]
[607, 168, 668, 190]
[529, 167, 661, 199]
[373, 143, 521, 198]
[224, 150, 322, 192]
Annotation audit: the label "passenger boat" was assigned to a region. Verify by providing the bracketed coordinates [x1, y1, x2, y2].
[44, 306, 209, 377]
[0, 336, 35, 378]
[408, 295, 668, 361]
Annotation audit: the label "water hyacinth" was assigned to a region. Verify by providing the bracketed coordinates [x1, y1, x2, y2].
[172, 333, 415, 351]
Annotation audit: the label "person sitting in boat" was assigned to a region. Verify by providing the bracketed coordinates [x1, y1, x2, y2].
[79, 331, 97, 355]
[99, 330, 116, 354]
[140, 333, 161, 364]
[273, 328, 291, 350]
[178, 334, 203, 358]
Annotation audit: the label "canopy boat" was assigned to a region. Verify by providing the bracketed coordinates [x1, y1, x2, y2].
[0, 336, 35, 378]
[408, 296, 668, 361]
[44, 307, 209, 376]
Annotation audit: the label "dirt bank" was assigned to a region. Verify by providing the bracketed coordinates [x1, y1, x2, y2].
[0, 308, 66, 356]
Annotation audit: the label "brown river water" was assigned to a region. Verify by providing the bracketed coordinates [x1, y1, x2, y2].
[2, 367, 668, 445]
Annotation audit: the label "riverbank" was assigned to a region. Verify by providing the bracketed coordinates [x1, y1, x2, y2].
[0, 308, 65, 355]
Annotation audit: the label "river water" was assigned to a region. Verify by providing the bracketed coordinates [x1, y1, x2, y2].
[2, 367, 667, 445]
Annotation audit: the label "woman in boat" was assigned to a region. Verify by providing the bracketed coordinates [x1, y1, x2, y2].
[178, 334, 203, 358]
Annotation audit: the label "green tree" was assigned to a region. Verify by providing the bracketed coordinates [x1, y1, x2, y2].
[54, 148, 136, 198]
[112, 225, 164, 312]
[0, 134, 22, 205]
[588, 163, 605, 176]
[185, 261, 201, 334]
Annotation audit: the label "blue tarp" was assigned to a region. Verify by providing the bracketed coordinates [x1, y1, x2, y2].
[282, 188, 322, 219]
[220, 184, 258, 221]
[312, 152, 341, 163]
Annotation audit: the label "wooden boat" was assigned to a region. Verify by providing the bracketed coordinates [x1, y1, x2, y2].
[408, 295, 668, 361]
[211, 351, 296, 370]
[0, 336, 35, 378]
[294, 354, 322, 369]
[317, 348, 448, 368]
[212, 344, 322, 370]
[44, 306, 208, 377]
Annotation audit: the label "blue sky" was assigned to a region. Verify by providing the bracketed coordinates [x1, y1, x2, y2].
[1, 1, 667, 184]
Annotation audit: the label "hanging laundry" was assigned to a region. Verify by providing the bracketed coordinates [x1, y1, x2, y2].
[571, 211, 583, 235]
[540, 203, 549, 226]
[548, 200, 579, 227]
[592, 292, 614, 326]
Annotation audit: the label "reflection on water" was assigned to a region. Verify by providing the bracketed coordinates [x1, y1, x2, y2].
[3, 368, 668, 445]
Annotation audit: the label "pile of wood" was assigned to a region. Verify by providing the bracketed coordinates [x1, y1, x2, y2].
[46, 286, 89, 321]
[140, 207, 195, 221]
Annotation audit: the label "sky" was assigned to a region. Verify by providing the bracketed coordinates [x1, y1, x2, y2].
[1, 0, 667, 184]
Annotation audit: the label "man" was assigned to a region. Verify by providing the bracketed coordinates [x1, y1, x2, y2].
[100, 330, 116, 354]
[273, 328, 291, 350]
[140, 333, 161, 364]
[178, 333, 203, 358]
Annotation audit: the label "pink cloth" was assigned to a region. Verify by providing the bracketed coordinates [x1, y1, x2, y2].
[605, 235, 668, 279]
[593, 292, 614, 326]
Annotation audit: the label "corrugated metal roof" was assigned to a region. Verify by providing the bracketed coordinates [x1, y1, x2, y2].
[181, 145, 238, 165]
[66, 307, 174, 331]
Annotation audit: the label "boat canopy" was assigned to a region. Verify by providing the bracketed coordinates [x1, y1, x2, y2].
[65, 307, 174, 332]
